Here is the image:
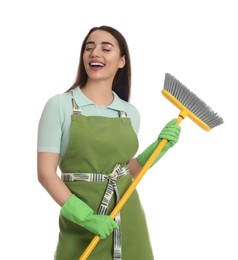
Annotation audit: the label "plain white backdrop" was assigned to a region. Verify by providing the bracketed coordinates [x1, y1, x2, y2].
[1, 0, 237, 259]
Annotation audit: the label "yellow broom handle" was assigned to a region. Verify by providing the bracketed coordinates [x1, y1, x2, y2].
[79, 114, 185, 260]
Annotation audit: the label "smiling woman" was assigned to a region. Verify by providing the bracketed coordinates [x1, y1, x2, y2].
[37, 25, 181, 260]
[81, 29, 126, 104]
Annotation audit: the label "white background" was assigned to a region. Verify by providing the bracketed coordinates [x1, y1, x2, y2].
[1, 0, 237, 259]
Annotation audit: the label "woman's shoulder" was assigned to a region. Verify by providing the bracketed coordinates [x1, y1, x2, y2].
[46, 91, 71, 104]
[112, 92, 139, 117]
[119, 99, 140, 118]
[40, 91, 72, 121]
[44, 91, 71, 109]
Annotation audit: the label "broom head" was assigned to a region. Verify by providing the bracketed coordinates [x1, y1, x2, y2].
[162, 73, 224, 131]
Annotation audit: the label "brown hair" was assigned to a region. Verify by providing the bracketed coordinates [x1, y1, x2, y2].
[67, 25, 131, 101]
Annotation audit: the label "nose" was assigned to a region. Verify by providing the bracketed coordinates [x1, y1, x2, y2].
[91, 46, 101, 57]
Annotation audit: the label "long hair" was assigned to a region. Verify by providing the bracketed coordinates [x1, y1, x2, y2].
[67, 25, 131, 101]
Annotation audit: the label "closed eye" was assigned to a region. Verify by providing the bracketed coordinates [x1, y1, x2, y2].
[85, 47, 94, 51]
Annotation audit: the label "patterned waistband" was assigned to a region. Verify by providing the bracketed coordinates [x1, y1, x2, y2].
[61, 165, 129, 182]
[61, 164, 130, 260]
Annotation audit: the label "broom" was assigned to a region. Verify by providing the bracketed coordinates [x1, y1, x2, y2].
[79, 73, 224, 260]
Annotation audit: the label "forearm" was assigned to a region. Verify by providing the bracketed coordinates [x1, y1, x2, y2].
[136, 119, 181, 168]
[37, 152, 72, 206]
[38, 172, 72, 206]
[127, 158, 142, 179]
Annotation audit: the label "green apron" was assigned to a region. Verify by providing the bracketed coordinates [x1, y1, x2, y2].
[54, 99, 154, 260]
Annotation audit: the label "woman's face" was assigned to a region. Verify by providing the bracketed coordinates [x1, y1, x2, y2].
[83, 29, 125, 82]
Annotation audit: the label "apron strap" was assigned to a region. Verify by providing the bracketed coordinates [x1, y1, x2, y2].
[98, 164, 122, 260]
[71, 90, 82, 115]
[62, 164, 129, 260]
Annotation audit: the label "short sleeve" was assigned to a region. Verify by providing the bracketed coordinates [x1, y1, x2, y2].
[37, 95, 62, 153]
[124, 103, 140, 134]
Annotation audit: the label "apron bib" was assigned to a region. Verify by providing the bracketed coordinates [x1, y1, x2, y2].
[54, 97, 154, 260]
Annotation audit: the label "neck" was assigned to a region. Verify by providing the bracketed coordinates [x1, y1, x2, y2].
[82, 80, 114, 106]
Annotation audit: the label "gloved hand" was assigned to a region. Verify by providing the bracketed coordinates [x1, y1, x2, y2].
[60, 194, 119, 239]
[137, 118, 181, 167]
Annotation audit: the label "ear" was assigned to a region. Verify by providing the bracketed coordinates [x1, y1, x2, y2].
[118, 55, 126, 69]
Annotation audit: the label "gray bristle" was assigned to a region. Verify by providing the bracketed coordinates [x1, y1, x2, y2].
[164, 73, 224, 129]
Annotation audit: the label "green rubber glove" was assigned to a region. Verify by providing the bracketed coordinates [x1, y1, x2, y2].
[137, 118, 181, 167]
[60, 194, 119, 239]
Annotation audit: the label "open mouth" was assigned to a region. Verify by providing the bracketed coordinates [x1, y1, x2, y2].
[90, 62, 105, 68]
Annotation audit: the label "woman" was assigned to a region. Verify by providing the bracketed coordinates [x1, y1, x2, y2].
[37, 25, 181, 260]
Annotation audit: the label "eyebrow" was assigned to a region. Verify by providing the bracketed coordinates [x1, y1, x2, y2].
[86, 41, 114, 47]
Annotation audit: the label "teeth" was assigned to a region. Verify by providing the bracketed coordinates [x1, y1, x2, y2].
[90, 62, 104, 67]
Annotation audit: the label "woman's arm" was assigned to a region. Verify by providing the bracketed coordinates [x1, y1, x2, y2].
[127, 158, 142, 179]
[37, 152, 72, 206]
[128, 119, 181, 179]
